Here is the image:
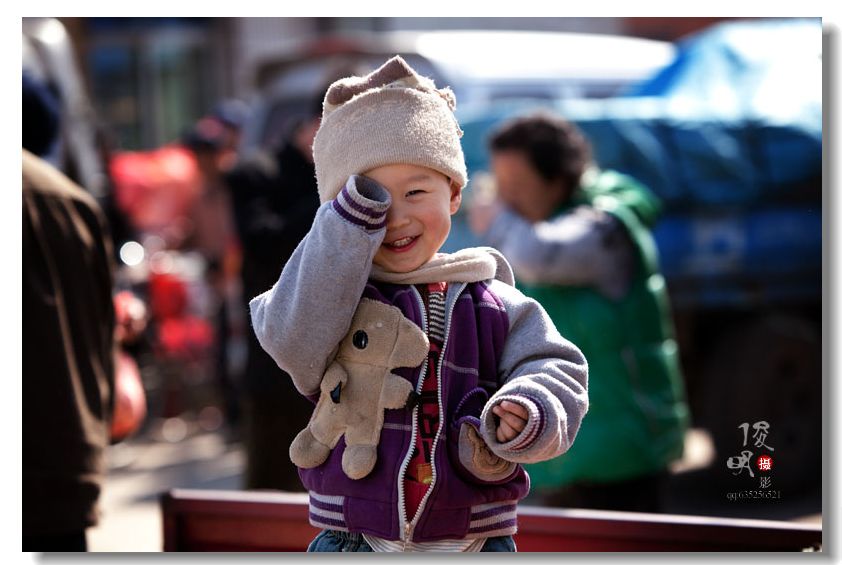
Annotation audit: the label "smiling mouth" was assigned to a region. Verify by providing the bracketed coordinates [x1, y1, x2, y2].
[384, 235, 419, 252]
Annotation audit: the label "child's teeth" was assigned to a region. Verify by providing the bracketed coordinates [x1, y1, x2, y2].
[393, 237, 413, 247]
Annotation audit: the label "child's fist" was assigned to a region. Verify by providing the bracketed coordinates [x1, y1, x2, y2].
[492, 400, 528, 443]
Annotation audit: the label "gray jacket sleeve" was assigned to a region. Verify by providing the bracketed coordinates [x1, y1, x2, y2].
[478, 278, 589, 464]
[248, 175, 390, 396]
[483, 205, 636, 300]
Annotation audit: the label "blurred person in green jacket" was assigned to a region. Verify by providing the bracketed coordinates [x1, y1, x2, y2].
[468, 112, 688, 512]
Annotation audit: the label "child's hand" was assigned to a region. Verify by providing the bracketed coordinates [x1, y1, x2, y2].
[491, 400, 528, 443]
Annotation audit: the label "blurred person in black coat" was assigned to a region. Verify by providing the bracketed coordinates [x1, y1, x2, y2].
[224, 96, 323, 491]
[22, 72, 116, 551]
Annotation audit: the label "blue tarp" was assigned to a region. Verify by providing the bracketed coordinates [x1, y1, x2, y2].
[458, 18, 823, 210]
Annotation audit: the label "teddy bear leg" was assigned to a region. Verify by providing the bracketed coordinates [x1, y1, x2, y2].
[342, 444, 377, 480]
[290, 428, 332, 469]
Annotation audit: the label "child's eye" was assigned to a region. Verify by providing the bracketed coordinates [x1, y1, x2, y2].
[406, 189, 426, 197]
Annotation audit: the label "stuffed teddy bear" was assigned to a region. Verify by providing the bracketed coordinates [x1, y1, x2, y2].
[290, 298, 429, 480]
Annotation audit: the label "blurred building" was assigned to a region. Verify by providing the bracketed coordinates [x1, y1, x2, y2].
[57, 17, 758, 152]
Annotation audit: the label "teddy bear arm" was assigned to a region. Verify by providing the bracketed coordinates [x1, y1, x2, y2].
[380, 373, 415, 409]
[320, 363, 348, 394]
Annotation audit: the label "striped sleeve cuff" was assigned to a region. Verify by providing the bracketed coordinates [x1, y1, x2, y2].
[331, 175, 390, 232]
[490, 394, 545, 452]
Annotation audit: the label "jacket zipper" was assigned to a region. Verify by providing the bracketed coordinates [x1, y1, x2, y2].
[397, 286, 428, 547]
[398, 283, 467, 546]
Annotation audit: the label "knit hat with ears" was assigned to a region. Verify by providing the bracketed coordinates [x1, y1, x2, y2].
[312, 55, 468, 204]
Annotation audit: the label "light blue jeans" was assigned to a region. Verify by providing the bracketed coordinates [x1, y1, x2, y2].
[307, 530, 517, 552]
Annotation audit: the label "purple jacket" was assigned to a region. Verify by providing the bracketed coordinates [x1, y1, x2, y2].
[250, 175, 589, 542]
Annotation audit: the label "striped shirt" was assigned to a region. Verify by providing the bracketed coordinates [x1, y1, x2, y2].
[403, 282, 447, 520]
[362, 534, 486, 552]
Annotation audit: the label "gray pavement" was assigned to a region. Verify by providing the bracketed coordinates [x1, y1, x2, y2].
[88, 420, 245, 552]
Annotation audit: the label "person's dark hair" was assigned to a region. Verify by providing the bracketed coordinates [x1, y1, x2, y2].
[22, 71, 60, 157]
[212, 99, 251, 130]
[489, 113, 592, 189]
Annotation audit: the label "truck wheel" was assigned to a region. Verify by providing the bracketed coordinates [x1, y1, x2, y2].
[700, 313, 821, 492]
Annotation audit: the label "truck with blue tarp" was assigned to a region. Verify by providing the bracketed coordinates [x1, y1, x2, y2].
[446, 19, 822, 490]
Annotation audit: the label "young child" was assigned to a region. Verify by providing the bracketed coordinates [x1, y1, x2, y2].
[249, 56, 589, 552]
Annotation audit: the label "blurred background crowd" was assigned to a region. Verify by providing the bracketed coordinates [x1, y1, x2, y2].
[21, 16, 823, 552]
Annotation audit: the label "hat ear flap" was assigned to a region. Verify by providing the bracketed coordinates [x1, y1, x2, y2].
[324, 56, 417, 113]
[370, 56, 416, 88]
[324, 77, 365, 113]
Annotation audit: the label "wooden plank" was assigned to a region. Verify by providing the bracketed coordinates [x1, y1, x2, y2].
[160, 489, 821, 552]
[160, 490, 317, 551]
[514, 506, 822, 552]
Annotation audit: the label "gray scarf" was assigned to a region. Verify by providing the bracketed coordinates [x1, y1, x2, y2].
[369, 246, 515, 286]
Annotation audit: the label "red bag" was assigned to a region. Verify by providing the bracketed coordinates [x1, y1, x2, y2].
[110, 349, 147, 443]
[109, 144, 201, 236]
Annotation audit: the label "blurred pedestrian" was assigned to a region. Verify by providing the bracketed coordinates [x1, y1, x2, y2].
[22, 74, 117, 551]
[182, 110, 247, 437]
[468, 112, 689, 512]
[211, 98, 251, 173]
[223, 90, 323, 491]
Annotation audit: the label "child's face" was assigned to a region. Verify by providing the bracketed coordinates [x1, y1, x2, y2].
[365, 163, 462, 273]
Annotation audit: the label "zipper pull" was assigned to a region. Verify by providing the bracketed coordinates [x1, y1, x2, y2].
[404, 522, 412, 549]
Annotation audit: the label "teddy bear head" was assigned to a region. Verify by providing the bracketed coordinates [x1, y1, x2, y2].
[336, 298, 429, 370]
